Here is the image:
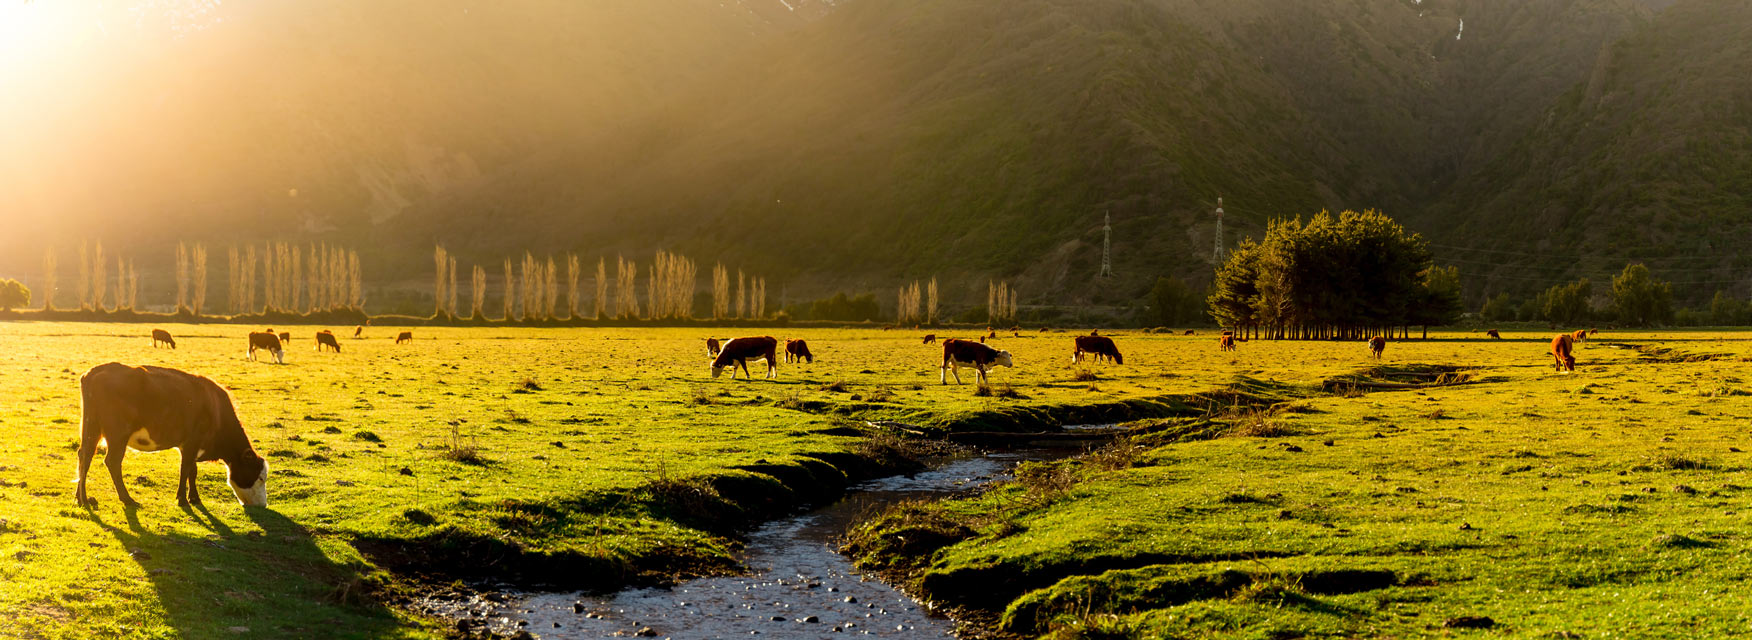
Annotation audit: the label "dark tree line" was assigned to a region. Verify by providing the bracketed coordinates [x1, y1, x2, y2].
[1207, 210, 1461, 340]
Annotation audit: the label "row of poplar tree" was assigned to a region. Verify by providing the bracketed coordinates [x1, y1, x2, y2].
[430, 246, 770, 321]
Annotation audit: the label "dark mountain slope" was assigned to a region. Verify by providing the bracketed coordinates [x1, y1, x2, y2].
[1421, 0, 1752, 299]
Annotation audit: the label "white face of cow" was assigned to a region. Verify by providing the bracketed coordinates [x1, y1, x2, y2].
[711, 365, 726, 379]
[230, 462, 268, 507]
[994, 350, 1014, 368]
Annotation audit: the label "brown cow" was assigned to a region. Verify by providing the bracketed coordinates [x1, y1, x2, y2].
[1572, 329, 1587, 344]
[1551, 334, 1576, 373]
[1588, 328, 1599, 337]
[1487, 330, 1501, 340]
[712, 337, 779, 379]
[277, 331, 291, 344]
[1368, 336, 1387, 360]
[1183, 330, 1195, 336]
[785, 339, 814, 364]
[922, 334, 937, 344]
[396, 331, 414, 344]
[705, 337, 724, 358]
[1073, 336, 1123, 365]
[354, 325, 365, 339]
[151, 329, 176, 349]
[1219, 334, 1236, 352]
[75, 363, 268, 508]
[246, 332, 285, 364]
[941, 338, 1014, 385]
[315, 330, 341, 353]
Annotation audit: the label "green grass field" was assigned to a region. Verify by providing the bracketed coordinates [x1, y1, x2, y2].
[1, 323, 1747, 638]
[848, 330, 1752, 639]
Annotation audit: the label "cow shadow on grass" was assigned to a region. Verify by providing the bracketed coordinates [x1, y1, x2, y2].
[91, 502, 408, 639]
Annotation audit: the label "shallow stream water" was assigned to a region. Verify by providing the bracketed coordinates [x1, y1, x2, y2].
[427, 449, 1067, 639]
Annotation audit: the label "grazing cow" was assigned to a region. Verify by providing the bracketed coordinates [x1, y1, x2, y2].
[151, 329, 176, 350]
[246, 332, 285, 364]
[987, 329, 997, 339]
[75, 363, 268, 508]
[1551, 334, 1576, 373]
[1219, 333, 1236, 352]
[277, 331, 291, 344]
[315, 330, 342, 353]
[1183, 330, 1195, 336]
[1572, 329, 1587, 345]
[354, 325, 364, 339]
[922, 334, 937, 344]
[1073, 336, 1124, 365]
[1368, 336, 1387, 360]
[1588, 328, 1599, 337]
[785, 339, 815, 364]
[711, 336, 779, 379]
[396, 331, 414, 344]
[706, 337, 723, 358]
[941, 338, 1013, 385]
[1487, 330, 1501, 340]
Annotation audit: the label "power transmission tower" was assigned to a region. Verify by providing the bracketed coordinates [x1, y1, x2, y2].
[1099, 212, 1115, 278]
[1212, 197, 1227, 263]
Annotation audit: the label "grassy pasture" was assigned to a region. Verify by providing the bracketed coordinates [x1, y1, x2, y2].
[0, 322, 1746, 639]
[848, 330, 1752, 639]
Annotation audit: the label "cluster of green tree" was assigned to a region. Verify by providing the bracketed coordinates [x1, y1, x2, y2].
[782, 292, 883, 323]
[1477, 264, 1675, 327]
[0, 279, 30, 311]
[1207, 210, 1462, 340]
[1146, 276, 1209, 327]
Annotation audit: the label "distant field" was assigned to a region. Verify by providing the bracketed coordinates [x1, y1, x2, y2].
[849, 329, 1752, 639]
[2, 323, 1746, 639]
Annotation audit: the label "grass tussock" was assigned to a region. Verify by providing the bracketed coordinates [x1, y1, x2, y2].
[1016, 461, 1078, 501]
[820, 380, 851, 393]
[1638, 452, 1716, 471]
[1086, 438, 1143, 471]
[1073, 369, 1100, 382]
[439, 423, 490, 466]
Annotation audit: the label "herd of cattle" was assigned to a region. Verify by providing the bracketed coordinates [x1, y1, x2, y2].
[73, 325, 1603, 512]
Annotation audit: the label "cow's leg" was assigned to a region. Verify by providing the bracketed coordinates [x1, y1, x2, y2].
[104, 442, 138, 508]
[178, 448, 201, 506]
[950, 362, 963, 385]
[739, 359, 752, 380]
[76, 421, 101, 508]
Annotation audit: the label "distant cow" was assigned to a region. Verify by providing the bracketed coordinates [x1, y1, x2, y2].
[1487, 330, 1501, 340]
[785, 339, 814, 364]
[277, 331, 291, 344]
[1073, 336, 1123, 365]
[75, 363, 268, 508]
[1368, 336, 1387, 360]
[1551, 334, 1576, 373]
[1183, 330, 1195, 336]
[315, 331, 341, 353]
[1219, 333, 1236, 352]
[922, 334, 937, 344]
[396, 331, 414, 344]
[354, 325, 365, 339]
[246, 332, 285, 364]
[705, 338, 723, 358]
[1588, 328, 1599, 337]
[151, 329, 176, 350]
[712, 336, 779, 380]
[941, 338, 1014, 385]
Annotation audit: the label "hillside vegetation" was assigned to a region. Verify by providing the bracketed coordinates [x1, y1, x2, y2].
[3, 0, 1745, 305]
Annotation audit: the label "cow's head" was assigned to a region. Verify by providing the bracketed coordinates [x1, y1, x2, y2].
[1111, 352, 1123, 365]
[228, 455, 268, 507]
[994, 350, 1014, 368]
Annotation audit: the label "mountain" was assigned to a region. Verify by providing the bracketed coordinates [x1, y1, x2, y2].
[1419, 0, 1752, 299]
[2, 0, 1742, 310]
